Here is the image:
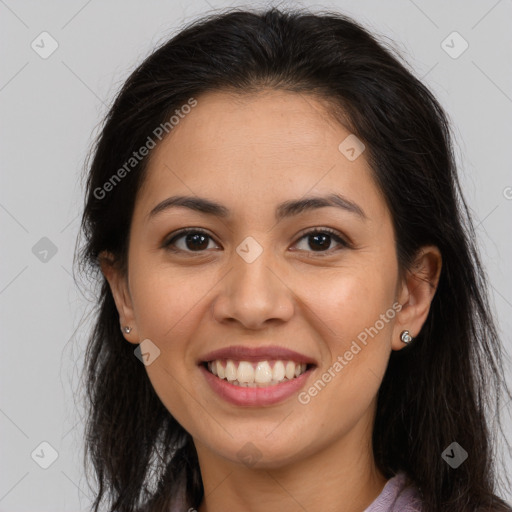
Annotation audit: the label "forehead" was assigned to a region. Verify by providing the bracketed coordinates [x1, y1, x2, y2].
[135, 89, 387, 222]
[164, 89, 348, 154]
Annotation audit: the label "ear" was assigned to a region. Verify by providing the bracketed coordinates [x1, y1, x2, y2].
[392, 245, 442, 351]
[99, 251, 139, 345]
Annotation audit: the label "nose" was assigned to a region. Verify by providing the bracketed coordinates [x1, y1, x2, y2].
[211, 245, 295, 330]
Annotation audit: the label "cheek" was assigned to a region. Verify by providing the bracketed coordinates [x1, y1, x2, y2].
[306, 266, 396, 343]
[304, 265, 396, 395]
[294, 271, 395, 430]
[128, 266, 212, 424]
[131, 270, 200, 339]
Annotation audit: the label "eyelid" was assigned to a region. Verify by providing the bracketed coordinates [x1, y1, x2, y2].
[296, 227, 351, 247]
[292, 227, 352, 255]
[161, 227, 217, 250]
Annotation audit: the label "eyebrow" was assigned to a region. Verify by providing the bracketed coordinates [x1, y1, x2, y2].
[148, 193, 367, 222]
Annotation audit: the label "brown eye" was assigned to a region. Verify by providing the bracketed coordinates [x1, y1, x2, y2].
[293, 228, 350, 254]
[162, 227, 350, 255]
[163, 229, 219, 253]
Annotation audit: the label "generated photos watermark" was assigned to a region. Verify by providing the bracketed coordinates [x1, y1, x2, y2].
[298, 301, 403, 405]
[93, 97, 197, 200]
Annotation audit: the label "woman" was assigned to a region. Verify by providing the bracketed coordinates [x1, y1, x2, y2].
[77, 7, 512, 512]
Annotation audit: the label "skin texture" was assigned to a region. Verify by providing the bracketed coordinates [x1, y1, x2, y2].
[101, 90, 442, 512]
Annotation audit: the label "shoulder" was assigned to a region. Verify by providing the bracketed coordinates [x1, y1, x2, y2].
[365, 472, 512, 512]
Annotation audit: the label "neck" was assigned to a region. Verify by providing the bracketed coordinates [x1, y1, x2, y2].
[195, 413, 388, 512]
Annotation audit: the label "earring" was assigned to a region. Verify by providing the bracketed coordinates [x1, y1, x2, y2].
[122, 326, 132, 334]
[400, 330, 413, 344]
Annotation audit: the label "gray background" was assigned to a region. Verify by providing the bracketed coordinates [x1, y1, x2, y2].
[1, 0, 511, 510]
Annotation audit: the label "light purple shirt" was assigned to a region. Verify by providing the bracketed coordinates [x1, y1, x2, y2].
[168, 470, 424, 511]
[364, 471, 424, 512]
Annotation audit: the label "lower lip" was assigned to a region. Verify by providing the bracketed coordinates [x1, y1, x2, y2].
[199, 364, 315, 406]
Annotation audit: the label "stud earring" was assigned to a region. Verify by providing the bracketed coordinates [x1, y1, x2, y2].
[400, 330, 413, 344]
[122, 326, 132, 334]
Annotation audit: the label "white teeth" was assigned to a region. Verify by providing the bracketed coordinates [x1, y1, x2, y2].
[285, 361, 295, 380]
[273, 360, 285, 381]
[206, 359, 309, 387]
[255, 361, 273, 383]
[237, 361, 254, 383]
[217, 361, 225, 379]
[225, 360, 237, 381]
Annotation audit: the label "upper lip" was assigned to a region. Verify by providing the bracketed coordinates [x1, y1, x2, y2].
[199, 345, 318, 365]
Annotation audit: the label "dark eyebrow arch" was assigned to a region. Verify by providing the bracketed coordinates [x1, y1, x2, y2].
[148, 193, 367, 222]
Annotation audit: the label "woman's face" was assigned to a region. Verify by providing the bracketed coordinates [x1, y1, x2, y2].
[105, 89, 438, 470]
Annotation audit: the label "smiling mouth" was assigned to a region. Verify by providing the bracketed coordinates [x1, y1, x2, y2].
[201, 359, 315, 387]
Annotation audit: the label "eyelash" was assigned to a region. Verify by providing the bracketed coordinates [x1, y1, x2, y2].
[162, 227, 351, 256]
